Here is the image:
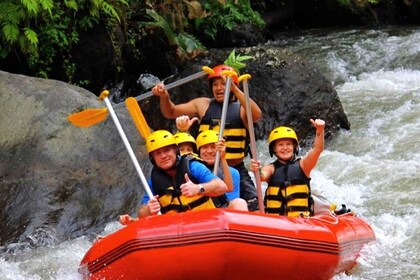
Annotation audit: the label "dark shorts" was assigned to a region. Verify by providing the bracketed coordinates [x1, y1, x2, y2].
[232, 162, 259, 211]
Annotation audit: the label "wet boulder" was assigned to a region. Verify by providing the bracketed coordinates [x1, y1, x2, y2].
[0, 71, 149, 247]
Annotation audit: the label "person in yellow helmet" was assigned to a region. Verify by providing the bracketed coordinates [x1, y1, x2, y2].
[152, 66, 262, 211]
[250, 119, 325, 217]
[119, 130, 227, 225]
[195, 129, 248, 211]
[173, 131, 197, 155]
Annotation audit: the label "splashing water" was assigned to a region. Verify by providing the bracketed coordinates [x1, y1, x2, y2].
[1, 26, 419, 279]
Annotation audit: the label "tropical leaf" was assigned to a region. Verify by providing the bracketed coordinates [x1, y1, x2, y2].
[224, 49, 252, 74]
[102, 2, 121, 22]
[64, 0, 78, 11]
[2, 23, 19, 42]
[40, 0, 54, 12]
[24, 27, 38, 45]
[176, 32, 205, 54]
[21, 0, 39, 14]
[143, 9, 177, 45]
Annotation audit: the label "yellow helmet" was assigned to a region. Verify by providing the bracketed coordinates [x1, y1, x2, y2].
[268, 126, 299, 157]
[196, 130, 219, 150]
[146, 130, 176, 154]
[174, 132, 197, 150]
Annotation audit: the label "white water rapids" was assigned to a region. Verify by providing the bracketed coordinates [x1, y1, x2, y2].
[1, 26, 419, 279]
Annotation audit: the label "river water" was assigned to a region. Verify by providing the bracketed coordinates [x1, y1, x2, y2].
[1, 26, 419, 279]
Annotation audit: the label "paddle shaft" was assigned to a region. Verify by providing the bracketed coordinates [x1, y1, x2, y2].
[242, 79, 265, 213]
[112, 71, 207, 110]
[103, 95, 158, 210]
[213, 76, 232, 175]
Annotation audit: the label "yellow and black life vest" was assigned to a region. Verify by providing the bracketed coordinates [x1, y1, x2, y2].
[179, 154, 229, 208]
[199, 99, 248, 160]
[151, 154, 215, 214]
[265, 159, 314, 217]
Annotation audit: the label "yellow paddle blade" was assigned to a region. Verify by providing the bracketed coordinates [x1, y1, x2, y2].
[67, 108, 108, 127]
[125, 97, 151, 139]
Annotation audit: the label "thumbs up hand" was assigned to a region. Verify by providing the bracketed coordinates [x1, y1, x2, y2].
[176, 115, 198, 132]
[180, 173, 200, 197]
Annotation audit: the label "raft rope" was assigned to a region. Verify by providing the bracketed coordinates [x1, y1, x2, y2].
[306, 212, 340, 225]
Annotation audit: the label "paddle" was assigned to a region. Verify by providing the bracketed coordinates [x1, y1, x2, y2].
[68, 68, 212, 128]
[125, 97, 151, 139]
[212, 70, 238, 175]
[238, 74, 264, 213]
[99, 90, 158, 214]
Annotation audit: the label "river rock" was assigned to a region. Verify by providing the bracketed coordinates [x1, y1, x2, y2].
[0, 71, 149, 247]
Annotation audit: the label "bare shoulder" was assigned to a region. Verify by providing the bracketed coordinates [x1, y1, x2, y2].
[193, 97, 211, 117]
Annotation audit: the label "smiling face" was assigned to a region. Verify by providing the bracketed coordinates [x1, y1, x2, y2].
[151, 145, 178, 170]
[211, 77, 227, 103]
[272, 138, 295, 161]
[199, 143, 216, 166]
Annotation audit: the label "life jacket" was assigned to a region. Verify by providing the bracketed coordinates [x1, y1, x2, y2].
[199, 99, 248, 160]
[151, 154, 215, 214]
[265, 158, 314, 217]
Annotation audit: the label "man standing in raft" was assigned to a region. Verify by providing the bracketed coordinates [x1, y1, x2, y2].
[250, 119, 325, 216]
[119, 130, 227, 224]
[151, 65, 262, 211]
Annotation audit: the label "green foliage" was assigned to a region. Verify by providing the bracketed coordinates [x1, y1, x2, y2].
[224, 49, 252, 74]
[0, 0, 265, 86]
[197, 0, 265, 40]
[141, 8, 206, 60]
[141, 0, 265, 60]
[0, 0, 128, 82]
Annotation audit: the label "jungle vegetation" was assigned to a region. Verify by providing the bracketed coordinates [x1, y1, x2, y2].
[0, 0, 388, 86]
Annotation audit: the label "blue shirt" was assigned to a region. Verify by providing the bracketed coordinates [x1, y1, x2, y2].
[225, 166, 240, 201]
[141, 160, 219, 204]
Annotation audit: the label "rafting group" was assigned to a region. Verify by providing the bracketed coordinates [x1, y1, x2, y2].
[73, 64, 376, 280]
[115, 64, 337, 221]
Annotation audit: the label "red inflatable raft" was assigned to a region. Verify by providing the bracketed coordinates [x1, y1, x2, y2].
[79, 209, 375, 280]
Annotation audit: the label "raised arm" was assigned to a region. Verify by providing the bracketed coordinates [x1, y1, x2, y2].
[152, 82, 209, 119]
[300, 119, 325, 177]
